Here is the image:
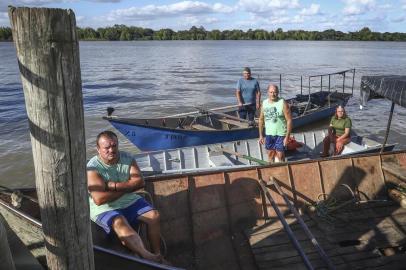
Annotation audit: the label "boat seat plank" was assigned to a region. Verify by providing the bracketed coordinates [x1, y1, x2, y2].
[190, 124, 215, 131]
[208, 152, 235, 167]
[208, 110, 253, 124]
[382, 161, 406, 182]
[218, 118, 250, 128]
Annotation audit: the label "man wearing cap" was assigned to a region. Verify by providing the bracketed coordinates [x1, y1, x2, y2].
[235, 67, 261, 122]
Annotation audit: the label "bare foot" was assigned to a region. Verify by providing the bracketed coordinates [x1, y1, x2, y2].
[157, 254, 172, 266]
[140, 251, 161, 263]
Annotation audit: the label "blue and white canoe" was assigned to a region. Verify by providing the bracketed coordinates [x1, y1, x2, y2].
[104, 91, 352, 151]
[134, 129, 395, 176]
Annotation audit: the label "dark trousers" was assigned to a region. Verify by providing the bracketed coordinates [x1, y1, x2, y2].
[238, 104, 256, 121]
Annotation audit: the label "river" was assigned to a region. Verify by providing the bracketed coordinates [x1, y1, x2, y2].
[1, 40, 406, 188]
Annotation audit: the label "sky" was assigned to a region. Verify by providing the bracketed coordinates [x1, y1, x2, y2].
[1, 0, 406, 32]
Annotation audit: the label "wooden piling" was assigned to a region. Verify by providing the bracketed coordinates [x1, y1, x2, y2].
[8, 6, 94, 270]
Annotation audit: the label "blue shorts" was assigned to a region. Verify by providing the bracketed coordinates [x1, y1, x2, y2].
[265, 135, 285, 152]
[95, 197, 154, 234]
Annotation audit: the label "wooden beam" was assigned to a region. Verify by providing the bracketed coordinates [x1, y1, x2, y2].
[218, 118, 249, 128]
[208, 110, 257, 124]
[8, 6, 94, 270]
[190, 124, 215, 130]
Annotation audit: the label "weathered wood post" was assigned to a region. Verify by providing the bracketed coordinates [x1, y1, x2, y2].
[8, 7, 94, 270]
[0, 216, 16, 270]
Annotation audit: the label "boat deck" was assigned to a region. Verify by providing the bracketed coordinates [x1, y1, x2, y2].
[246, 201, 406, 269]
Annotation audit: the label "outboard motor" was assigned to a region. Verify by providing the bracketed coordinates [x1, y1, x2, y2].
[107, 107, 115, 117]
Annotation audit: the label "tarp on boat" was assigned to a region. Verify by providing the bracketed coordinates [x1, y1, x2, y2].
[361, 75, 406, 108]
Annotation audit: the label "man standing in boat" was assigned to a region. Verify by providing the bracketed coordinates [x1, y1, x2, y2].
[87, 131, 164, 263]
[258, 84, 292, 162]
[236, 67, 261, 122]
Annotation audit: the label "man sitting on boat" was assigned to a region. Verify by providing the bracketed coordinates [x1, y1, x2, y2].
[258, 84, 292, 162]
[87, 131, 164, 263]
[236, 67, 261, 122]
[320, 105, 352, 157]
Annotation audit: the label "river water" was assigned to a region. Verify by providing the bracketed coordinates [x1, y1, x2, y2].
[1, 40, 406, 188]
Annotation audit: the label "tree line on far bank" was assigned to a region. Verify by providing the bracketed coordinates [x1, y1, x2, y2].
[1, 25, 406, 41]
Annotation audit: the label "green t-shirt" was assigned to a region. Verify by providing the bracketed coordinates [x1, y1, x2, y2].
[330, 116, 352, 136]
[87, 151, 141, 221]
[262, 98, 287, 136]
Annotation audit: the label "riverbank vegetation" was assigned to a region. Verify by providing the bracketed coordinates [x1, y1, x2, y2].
[1, 26, 405, 41]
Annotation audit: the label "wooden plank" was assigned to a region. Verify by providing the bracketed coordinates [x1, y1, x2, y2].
[190, 124, 215, 130]
[252, 238, 335, 261]
[208, 153, 235, 167]
[256, 249, 345, 269]
[208, 110, 253, 124]
[217, 118, 249, 128]
[246, 215, 314, 237]
[345, 253, 406, 269]
[248, 225, 323, 248]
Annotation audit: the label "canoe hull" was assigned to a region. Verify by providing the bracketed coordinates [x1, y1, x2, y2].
[107, 91, 351, 151]
[109, 120, 259, 151]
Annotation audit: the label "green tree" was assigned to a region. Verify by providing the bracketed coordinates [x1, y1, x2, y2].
[275, 28, 284, 40]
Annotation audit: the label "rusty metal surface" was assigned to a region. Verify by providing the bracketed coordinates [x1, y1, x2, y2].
[226, 169, 263, 226]
[353, 155, 387, 200]
[395, 152, 406, 168]
[319, 158, 356, 201]
[290, 162, 323, 205]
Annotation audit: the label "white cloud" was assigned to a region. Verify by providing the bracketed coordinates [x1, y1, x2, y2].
[107, 1, 233, 21]
[238, 0, 299, 14]
[342, 0, 375, 16]
[299, 4, 321, 16]
[402, 0, 406, 9]
[181, 15, 220, 26]
[1, 0, 64, 12]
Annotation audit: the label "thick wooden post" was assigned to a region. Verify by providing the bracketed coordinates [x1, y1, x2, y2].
[8, 7, 94, 270]
[0, 217, 16, 270]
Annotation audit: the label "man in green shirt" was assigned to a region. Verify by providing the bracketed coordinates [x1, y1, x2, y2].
[258, 84, 292, 162]
[321, 105, 352, 157]
[87, 131, 164, 263]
